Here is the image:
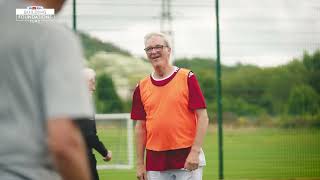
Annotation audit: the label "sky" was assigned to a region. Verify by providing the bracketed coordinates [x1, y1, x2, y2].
[56, 0, 320, 67]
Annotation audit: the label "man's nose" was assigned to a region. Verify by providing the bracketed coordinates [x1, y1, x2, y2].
[150, 47, 158, 53]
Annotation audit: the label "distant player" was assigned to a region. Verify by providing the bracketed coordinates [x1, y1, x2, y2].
[76, 68, 112, 180]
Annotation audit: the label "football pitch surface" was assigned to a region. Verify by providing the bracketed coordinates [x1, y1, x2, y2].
[95, 125, 320, 180]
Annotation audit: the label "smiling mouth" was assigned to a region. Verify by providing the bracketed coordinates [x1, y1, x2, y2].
[151, 57, 161, 62]
[151, 54, 161, 60]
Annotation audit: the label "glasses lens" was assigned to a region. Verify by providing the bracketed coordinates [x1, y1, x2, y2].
[154, 45, 163, 51]
[144, 45, 165, 53]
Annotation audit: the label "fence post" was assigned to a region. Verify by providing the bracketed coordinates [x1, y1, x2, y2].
[215, 0, 224, 179]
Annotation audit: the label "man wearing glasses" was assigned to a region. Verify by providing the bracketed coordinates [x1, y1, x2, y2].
[131, 32, 209, 180]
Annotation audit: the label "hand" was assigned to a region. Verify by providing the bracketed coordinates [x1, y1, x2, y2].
[136, 163, 147, 180]
[103, 150, 112, 162]
[184, 149, 200, 171]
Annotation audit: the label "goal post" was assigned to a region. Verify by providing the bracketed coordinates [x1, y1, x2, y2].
[95, 113, 134, 170]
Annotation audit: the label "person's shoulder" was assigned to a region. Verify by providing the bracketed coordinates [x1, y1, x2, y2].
[39, 23, 79, 43]
[140, 74, 151, 84]
[177, 67, 193, 77]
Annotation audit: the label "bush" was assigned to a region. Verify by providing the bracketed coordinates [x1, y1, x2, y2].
[287, 85, 320, 115]
[279, 113, 320, 128]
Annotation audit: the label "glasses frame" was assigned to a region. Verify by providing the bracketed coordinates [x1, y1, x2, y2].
[144, 45, 168, 54]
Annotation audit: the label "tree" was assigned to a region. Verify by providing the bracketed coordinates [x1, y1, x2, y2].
[287, 85, 320, 115]
[303, 50, 320, 94]
[95, 73, 123, 113]
[78, 32, 131, 59]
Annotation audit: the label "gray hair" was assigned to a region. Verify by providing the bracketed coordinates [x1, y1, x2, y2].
[83, 68, 96, 81]
[144, 32, 172, 48]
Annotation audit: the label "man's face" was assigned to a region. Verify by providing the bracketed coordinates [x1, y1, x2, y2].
[88, 78, 96, 94]
[144, 36, 171, 68]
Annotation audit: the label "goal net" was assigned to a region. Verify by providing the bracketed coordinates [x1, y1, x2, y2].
[94, 113, 134, 170]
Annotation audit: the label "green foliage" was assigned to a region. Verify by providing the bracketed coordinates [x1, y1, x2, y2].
[198, 70, 216, 102]
[279, 113, 320, 128]
[174, 50, 320, 127]
[258, 61, 307, 114]
[95, 73, 124, 113]
[287, 85, 320, 115]
[223, 97, 266, 116]
[303, 50, 320, 94]
[174, 58, 217, 73]
[78, 32, 131, 59]
[222, 66, 269, 109]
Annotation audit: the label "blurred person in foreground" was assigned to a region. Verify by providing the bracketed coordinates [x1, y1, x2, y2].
[131, 32, 209, 180]
[76, 68, 112, 180]
[0, 0, 93, 179]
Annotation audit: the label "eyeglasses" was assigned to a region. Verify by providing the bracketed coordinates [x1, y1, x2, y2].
[144, 45, 168, 54]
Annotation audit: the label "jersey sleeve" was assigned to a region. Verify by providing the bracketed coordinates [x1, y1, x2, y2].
[188, 72, 207, 110]
[41, 26, 93, 120]
[90, 120, 108, 157]
[131, 85, 147, 120]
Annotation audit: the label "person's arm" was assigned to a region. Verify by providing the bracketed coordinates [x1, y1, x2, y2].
[131, 85, 147, 179]
[90, 134, 108, 155]
[184, 109, 209, 171]
[47, 118, 92, 180]
[135, 120, 147, 180]
[86, 134, 112, 161]
[89, 123, 112, 162]
[75, 119, 112, 161]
